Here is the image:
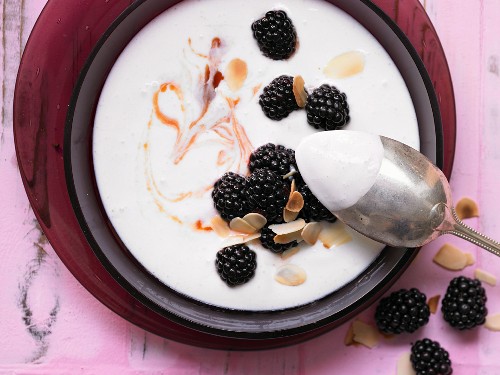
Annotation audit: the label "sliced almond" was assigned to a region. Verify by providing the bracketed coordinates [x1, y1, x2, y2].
[433, 243, 469, 271]
[427, 295, 441, 314]
[283, 208, 300, 223]
[351, 320, 380, 349]
[242, 213, 267, 231]
[274, 264, 307, 286]
[474, 268, 497, 286]
[324, 50, 365, 78]
[210, 216, 230, 238]
[455, 197, 479, 220]
[225, 58, 248, 91]
[269, 219, 306, 235]
[318, 222, 352, 249]
[274, 229, 303, 244]
[229, 217, 257, 234]
[466, 253, 476, 266]
[222, 233, 261, 247]
[222, 235, 247, 247]
[344, 323, 355, 346]
[283, 170, 297, 180]
[397, 352, 416, 375]
[293, 75, 307, 108]
[301, 222, 322, 245]
[281, 246, 301, 260]
[485, 313, 500, 331]
[243, 232, 261, 243]
[286, 191, 305, 212]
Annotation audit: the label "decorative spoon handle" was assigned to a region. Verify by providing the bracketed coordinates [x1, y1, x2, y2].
[439, 205, 500, 257]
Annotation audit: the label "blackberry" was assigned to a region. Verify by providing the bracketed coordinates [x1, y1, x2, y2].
[259, 75, 300, 120]
[251, 10, 297, 60]
[259, 226, 298, 254]
[410, 338, 452, 375]
[441, 276, 487, 330]
[246, 169, 289, 223]
[248, 143, 297, 177]
[212, 172, 252, 221]
[215, 244, 257, 286]
[299, 184, 337, 223]
[305, 84, 350, 130]
[375, 288, 430, 334]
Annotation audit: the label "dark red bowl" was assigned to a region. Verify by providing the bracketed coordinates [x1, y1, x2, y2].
[14, 0, 455, 349]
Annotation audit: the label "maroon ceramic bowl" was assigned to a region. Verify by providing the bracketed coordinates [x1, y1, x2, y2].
[15, 0, 455, 349]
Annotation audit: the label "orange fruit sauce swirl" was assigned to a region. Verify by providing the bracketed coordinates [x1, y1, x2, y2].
[143, 37, 254, 227]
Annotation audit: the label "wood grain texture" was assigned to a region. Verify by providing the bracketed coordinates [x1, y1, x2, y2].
[1, 0, 500, 373]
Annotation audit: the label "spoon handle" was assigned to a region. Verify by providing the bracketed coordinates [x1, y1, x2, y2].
[439, 206, 500, 257]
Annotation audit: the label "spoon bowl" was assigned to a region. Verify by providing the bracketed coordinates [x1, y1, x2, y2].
[334, 136, 451, 248]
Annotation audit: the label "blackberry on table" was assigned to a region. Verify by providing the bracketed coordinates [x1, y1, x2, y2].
[215, 244, 257, 286]
[212, 172, 252, 221]
[251, 10, 297, 60]
[441, 276, 487, 330]
[305, 84, 350, 131]
[410, 338, 452, 375]
[375, 288, 430, 334]
[248, 143, 297, 177]
[299, 184, 336, 223]
[259, 225, 298, 254]
[259, 75, 300, 120]
[246, 169, 289, 223]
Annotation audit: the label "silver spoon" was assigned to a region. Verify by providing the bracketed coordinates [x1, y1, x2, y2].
[314, 135, 500, 255]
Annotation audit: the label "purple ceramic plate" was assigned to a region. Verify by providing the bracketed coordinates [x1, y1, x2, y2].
[14, 0, 455, 349]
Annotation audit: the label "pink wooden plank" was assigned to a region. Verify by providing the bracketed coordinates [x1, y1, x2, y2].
[477, 0, 500, 369]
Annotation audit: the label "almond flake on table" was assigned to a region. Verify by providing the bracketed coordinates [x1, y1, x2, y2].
[474, 268, 497, 286]
[427, 295, 441, 314]
[397, 352, 416, 375]
[344, 323, 355, 346]
[351, 320, 380, 349]
[433, 243, 472, 271]
[485, 313, 500, 332]
[465, 253, 476, 266]
[455, 197, 479, 220]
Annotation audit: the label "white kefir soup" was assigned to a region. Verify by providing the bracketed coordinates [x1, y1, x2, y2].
[93, 0, 420, 310]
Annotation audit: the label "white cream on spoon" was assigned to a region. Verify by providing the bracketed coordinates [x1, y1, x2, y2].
[296, 130, 384, 212]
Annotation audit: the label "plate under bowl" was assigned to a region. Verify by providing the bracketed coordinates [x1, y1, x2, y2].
[15, 0, 455, 349]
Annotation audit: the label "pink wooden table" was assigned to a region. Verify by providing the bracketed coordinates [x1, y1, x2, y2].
[1, 0, 500, 373]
